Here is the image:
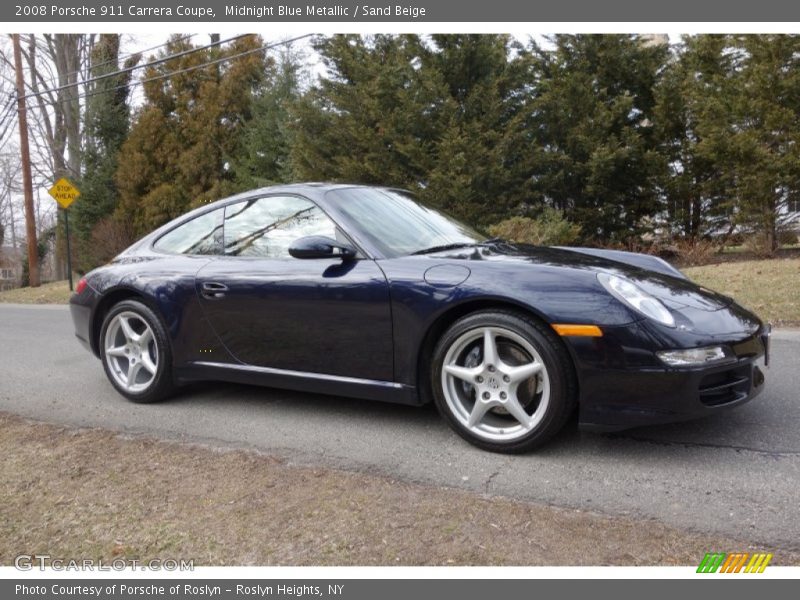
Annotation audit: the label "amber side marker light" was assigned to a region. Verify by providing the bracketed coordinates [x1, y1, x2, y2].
[552, 324, 603, 337]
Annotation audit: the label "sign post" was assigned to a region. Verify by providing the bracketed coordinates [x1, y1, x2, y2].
[47, 177, 80, 291]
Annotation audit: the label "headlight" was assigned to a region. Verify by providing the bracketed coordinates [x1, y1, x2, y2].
[657, 346, 733, 367]
[597, 273, 675, 327]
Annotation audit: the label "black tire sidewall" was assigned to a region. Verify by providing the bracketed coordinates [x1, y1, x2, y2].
[99, 299, 173, 404]
[431, 310, 575, 453]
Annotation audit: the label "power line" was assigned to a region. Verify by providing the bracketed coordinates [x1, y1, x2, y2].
[0, 92, 15, 113]
[0, 94, 16, 127]
[0, 100, 15, 127]
[20, 33, 253, 102]
[64, 33, 197, 82]
[66, 34, 313, 105]
[2, 34, 311, 150]
[0, 103, 17, 144]
[0, 117, 15, 144]
[0, 35, 197, 100]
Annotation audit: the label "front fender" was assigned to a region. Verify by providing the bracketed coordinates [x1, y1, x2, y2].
[556, 247, 687, 280]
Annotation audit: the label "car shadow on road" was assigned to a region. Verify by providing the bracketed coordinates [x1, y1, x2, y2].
[166, 379, 440, 424]
[155, 379, 790, 458]
[159, 381, 668, 455]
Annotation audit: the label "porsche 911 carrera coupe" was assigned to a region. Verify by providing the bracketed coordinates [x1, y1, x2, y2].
[69, 183, 770, 452]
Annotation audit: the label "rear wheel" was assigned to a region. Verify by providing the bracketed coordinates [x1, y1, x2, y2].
[431, 310, 576, 453]
[100, 299, 173, 403]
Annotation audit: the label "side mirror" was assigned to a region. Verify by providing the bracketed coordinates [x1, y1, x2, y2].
[289, 236, 356, 260]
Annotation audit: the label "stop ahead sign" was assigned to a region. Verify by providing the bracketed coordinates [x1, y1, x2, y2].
[48, 177, 80, 209]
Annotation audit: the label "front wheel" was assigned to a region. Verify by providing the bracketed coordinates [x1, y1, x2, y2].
[431, 311, 576, 453]
[100, 299, 174, 403]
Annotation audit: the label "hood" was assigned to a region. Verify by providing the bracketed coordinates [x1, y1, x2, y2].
[428, 242, 733, 312]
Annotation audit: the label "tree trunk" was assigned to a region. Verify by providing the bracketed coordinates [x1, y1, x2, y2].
[23, 34, 87, 280]
[765, 206, 778, 255]
[53, 35, 83, 281]
[690, 194, 702, 240]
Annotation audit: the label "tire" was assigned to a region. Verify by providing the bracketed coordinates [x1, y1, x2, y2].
[99, 299, 174, 404]
[431, 310, 576, 453]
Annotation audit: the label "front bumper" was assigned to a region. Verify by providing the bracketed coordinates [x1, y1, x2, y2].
[570, 321, 769, 432]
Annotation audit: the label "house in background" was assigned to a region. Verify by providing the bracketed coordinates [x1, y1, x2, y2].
[781, 197, 800, 236]
[0, 246, 22, 291]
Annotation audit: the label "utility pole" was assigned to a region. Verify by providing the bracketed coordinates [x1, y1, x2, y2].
[12, 33, 39, 287]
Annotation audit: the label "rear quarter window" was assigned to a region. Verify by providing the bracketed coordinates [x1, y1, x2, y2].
[153, 208, 223, 255]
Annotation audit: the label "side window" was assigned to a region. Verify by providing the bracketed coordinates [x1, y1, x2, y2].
[223, 195, 337, 258]
[153, 208, 223, 255]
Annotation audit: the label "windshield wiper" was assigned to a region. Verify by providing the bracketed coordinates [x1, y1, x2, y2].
[411, 242, 476, 255]
[411, 238, 504, 256]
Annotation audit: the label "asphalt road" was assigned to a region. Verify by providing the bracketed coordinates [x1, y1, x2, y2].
[1, 304, 799, 550]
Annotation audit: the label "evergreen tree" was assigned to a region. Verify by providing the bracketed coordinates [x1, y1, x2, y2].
[726, 35, 800, 253]
[655, 35, 800, 252]
[653, 35, 735, 240]
[291, 34, 444, 189]
[73, 34, 137, 269]
[423, 34, 530, 225]
[291, 34, 528, 226]
[231, 45, 304, 187]
[521, 35, 668, 243]
[115, 35, 269, 235]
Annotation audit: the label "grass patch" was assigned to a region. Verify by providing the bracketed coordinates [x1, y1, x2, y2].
[0, 280, 71, 304]
[0, 412, 795, 566]
[684, 257, 800, 327]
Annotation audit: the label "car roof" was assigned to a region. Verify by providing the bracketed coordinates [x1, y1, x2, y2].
[128, 183, 410, 254]
[217, 182, 405, 204]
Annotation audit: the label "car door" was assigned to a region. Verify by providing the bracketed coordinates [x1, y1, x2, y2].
[195, 194, 394, 382]
[149, 205, 226, 365]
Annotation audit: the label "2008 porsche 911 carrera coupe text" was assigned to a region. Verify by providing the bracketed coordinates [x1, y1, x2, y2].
[69, 184, 770, 452]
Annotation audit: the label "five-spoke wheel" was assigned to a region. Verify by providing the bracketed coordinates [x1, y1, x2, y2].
[100, 299, 173, 403]
[104, 311, 158, 393]
[432, 311, 575, 453]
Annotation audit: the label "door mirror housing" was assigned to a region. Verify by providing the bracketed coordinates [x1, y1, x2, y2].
[289, 236, 356, 260]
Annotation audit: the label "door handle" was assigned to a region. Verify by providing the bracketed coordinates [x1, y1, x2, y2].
[200, 281, 228, 299]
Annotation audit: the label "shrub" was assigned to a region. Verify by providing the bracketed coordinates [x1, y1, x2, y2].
[673, 238, 718, 266]
[82, 216, 136, 270]
[20, 226, 54, 287]
[743, 233, 777, 258]
[778, 229, 798, 247]
[488, 209, 582, 247]
[726, 231, 746, 247]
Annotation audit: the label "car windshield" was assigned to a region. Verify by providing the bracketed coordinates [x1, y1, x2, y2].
[325, 187, 485, 258]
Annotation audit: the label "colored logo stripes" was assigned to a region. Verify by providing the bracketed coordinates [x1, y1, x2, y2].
[697, 552, 773, 573]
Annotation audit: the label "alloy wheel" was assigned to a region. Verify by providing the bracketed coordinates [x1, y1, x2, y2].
[440, 326, 550, 442]
[103, 311, 159, 393]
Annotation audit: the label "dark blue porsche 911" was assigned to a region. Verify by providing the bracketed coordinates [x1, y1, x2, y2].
[69, 183, 770, 452]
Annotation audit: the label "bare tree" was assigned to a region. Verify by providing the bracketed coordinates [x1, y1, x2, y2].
[0, 34, 94, 278]
[0, 40, 21, 252]
[0, 153, 22, 248]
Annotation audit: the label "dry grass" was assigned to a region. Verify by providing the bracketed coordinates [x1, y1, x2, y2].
[0, 280, 71, 304]
[0, 412, 794, 567]
[684, 257, 800, 326]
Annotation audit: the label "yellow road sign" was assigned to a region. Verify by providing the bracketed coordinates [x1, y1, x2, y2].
[48, 177, 80, 209]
